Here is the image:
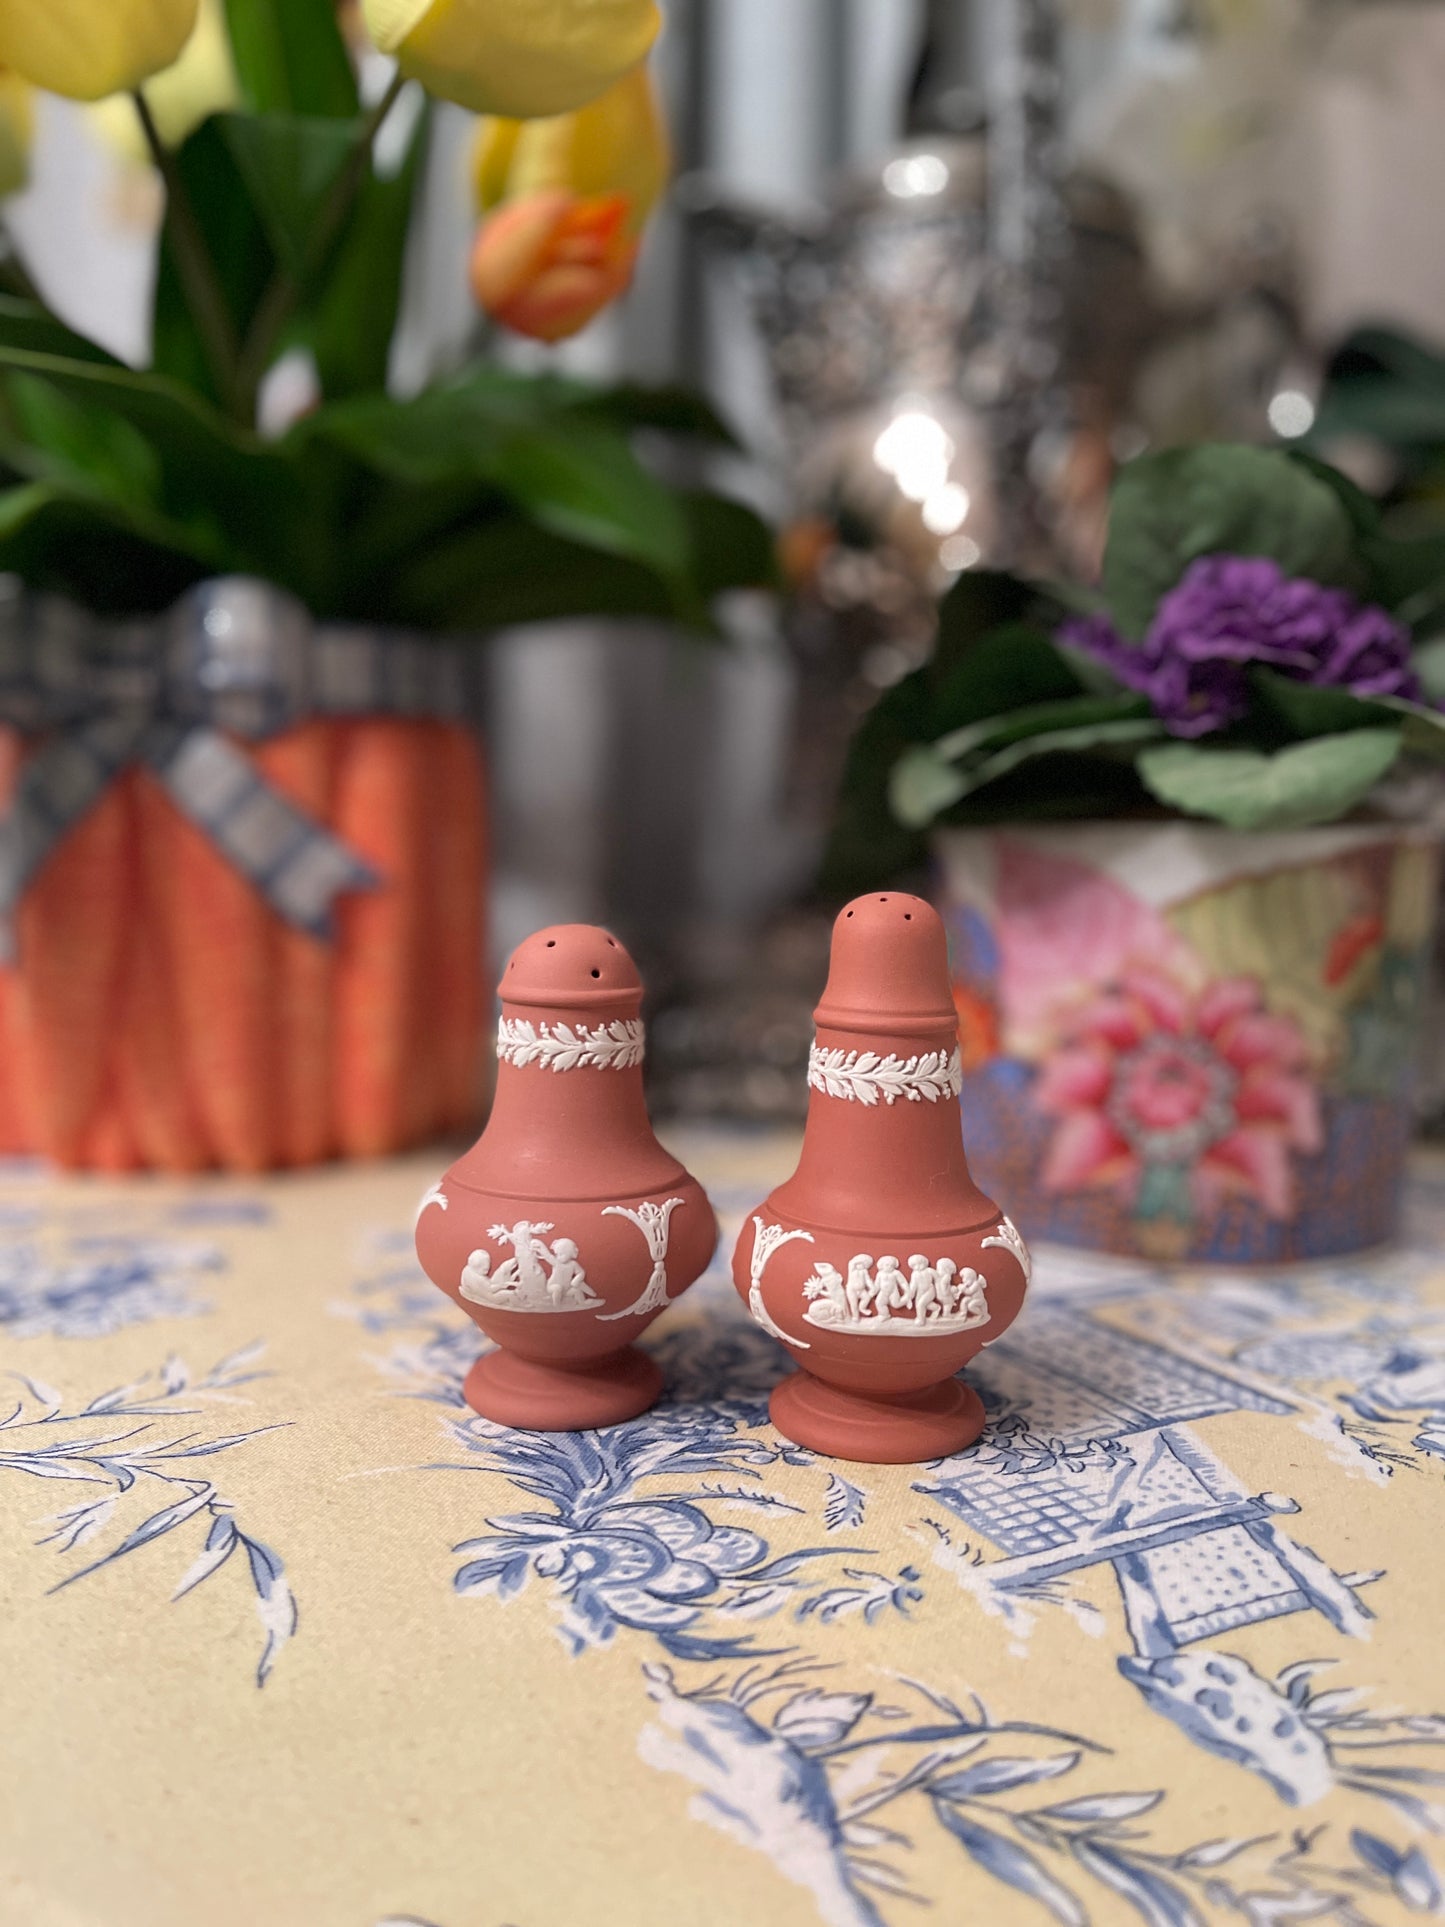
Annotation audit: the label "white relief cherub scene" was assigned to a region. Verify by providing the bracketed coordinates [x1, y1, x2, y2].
[802, 1251, 990, 1335]
[460, 1221, 603, 1313]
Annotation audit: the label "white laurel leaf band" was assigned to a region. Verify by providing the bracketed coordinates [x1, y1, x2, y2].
[497, 1016, 645, 1072]
[807, 1042, 963, 1106]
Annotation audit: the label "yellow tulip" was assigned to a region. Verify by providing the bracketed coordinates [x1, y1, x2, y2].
[88, 0, 237, 166]
[0, 71, 31, 197]
[474, 62, 669, 233]
[0, 0, 199, 102]
[363, 0, 660, 118]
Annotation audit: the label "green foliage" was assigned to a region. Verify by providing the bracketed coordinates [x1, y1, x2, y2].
[1137, 733, 1403, 831]
[223, 0, 359, 119]
[0, 9, 771, 634]
[0, 332, 769, 623]
[828, 441, 1445, 885]
[1102, 444, 1360, 640]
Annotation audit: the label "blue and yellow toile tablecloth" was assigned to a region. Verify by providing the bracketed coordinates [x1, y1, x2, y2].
[3, 1131, 1444, 1927]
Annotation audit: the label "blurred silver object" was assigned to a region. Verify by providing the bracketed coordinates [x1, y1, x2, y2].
[686, 142, 1309, 605]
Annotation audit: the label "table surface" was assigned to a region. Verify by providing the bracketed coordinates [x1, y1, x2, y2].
[2, 1129, 1444, 1927]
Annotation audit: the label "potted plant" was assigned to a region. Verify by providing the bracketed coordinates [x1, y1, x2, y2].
[0, 0, 770, 1171]
[828, 443, 1445, 1261]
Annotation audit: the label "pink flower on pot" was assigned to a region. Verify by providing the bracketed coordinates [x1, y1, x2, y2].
[1035, 968, 1323, 1220]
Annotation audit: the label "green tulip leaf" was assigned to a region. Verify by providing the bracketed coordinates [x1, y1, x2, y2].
[1103, 444, 1361, 640]
[0, 480, 218, 614]
[0, 343, 307, 587]
[578, 383, 741, 447]
[152, 116, 275, 408]
[483, 419, 692, 586]
[0, 296, 119, 367]
[215, 114, 359, 274]
[223, 0, 359, 118]
[302, 104, 429, 399]
[384, 516, 676, 631]
[676, 489, 777, 601]
[1138, 730, 1403, 831]
[0, 371, 160, 502]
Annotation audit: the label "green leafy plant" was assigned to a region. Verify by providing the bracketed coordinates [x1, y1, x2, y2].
[826, 444, 1445, 893]
[0, 0, 771, 627]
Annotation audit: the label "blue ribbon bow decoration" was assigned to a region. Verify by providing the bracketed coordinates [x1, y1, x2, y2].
[0, 576, 479, 961]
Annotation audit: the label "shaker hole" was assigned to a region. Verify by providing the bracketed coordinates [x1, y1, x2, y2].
[904, 912, 912, 920]
[546, 939, 556, 948]
[590, 968, 601, 978]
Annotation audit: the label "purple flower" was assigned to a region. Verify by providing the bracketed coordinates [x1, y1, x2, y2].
[1062, 555, 1420, 738]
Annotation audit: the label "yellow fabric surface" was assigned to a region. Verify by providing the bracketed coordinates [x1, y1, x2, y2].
[2, 1132, 1444, 1927]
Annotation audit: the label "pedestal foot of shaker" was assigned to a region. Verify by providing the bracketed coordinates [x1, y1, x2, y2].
[769, 1372, 985, 1463]
[463, 1346, 663, 1430]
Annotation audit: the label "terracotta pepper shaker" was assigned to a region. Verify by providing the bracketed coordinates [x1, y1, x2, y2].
[732, 891, 1030, 1462]
[417, 924, 716, 1430]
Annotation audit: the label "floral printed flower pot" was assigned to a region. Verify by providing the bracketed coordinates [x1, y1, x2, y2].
[936, 819, 1442, 1262]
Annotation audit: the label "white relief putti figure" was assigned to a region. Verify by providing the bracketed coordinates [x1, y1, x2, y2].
[748, 1217, 814, 1349]
[599, 1198, 685, 1322]
[460, 1221, 604, 1313]
[807, 1042, 962, 1106]
[496, 1016, 645, 1072]
[802, 1252, 990, 1335]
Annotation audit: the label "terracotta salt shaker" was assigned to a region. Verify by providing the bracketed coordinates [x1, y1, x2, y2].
[416, 925, 716, 1429]
[732, 892, 1030, 1463]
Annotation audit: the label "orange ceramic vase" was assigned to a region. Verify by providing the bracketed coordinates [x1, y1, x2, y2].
[733, 892, 1031, 1463]
[416, 924, 716, 1430]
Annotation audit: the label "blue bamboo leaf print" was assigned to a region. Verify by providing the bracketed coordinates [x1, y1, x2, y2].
[934, 1753, 1083, 1798]
[0, 1349, 296, 1687]
[52, 1484, 218, 1586]
[929, 1802, 1087, 1927]
[639, 1662, 889, 1927]
[242, 1531, 298, 1686]
[173, 1513, 239, 1597]
[1038, 1791, 1163, 1823]
[1352, 1827, 1407, 1877]
[1069, 1839, 1200, 1927]
[771, 1690, 872, 1749]
[1172, 1838, 1264, 1869]
[822, 1475, 867, 1533]
[1393, 1846, 1444, 1912]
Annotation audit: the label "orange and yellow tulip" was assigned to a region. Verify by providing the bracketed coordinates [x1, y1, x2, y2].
[470, 189, 637, 344]
[468, 63, 669, 343]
